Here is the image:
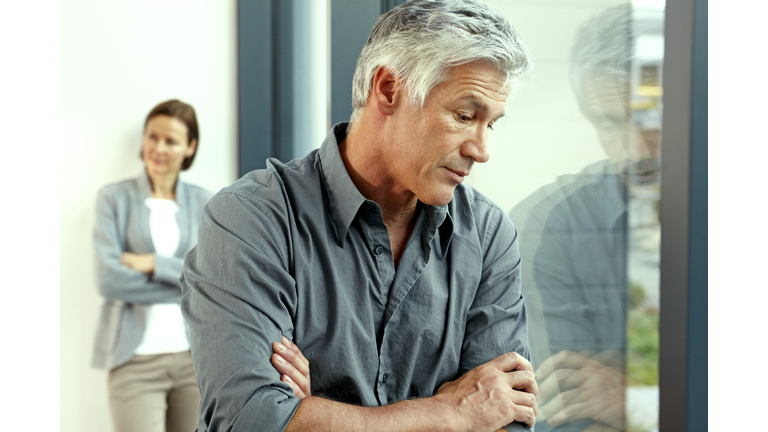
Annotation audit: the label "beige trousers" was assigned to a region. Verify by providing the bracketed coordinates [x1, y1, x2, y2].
[108, 351, 200, 432]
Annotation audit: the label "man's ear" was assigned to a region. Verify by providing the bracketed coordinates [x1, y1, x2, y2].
[370, 66, 401, 117]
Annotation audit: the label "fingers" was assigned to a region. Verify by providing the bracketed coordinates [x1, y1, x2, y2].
[488, 352, 539, 399]
[505, 368, 539, 398]
[487, 352, 539, 399]
[435, 354, 541, 430]
[272, 337, 310, 376]
[271, 337, 311, 399]
[508, 397, 538, 429]
[282, 337, 310, 366]
[491, 351, 534, 374]
[271, 353, 310, 399]
[281, 374, 306, 399]
[508, 383, 539, 418]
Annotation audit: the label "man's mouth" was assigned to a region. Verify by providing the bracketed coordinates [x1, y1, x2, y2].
[445, 167, 469, 181]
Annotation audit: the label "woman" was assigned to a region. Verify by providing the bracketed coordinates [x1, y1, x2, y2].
[91, 99, 213, 432]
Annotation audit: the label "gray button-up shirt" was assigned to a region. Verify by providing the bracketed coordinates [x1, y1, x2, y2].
[180, 123, 530, 432]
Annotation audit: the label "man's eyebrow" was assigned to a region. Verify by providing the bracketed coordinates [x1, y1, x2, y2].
[463, 96, 506, 120]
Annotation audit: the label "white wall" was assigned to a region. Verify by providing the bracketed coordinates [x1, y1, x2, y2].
[60, 1, 237, 431]
[3, 2, 60, 431]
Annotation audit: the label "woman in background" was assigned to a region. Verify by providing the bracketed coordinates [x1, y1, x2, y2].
[91, 99, 212, 432]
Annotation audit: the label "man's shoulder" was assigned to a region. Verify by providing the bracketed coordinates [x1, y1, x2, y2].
[449, 184, 514, 241]
[209, 152, 323, 219]
[451, 184, 506, 220]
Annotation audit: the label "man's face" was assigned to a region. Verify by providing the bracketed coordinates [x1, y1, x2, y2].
[385, 61, 508, 206]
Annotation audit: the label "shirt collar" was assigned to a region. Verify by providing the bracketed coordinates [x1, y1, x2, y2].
[319, 123, 367, 245]
[424, 202, 453, 259]
[318, 122, 454, 252]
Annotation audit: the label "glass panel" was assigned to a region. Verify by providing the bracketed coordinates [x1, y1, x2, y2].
[471, 2, 665, 431]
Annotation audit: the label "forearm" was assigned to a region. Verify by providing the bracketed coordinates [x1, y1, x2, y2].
[153, 253, 184, 286]
[285, 395, 459, 432]
[97, 265, 180, 303]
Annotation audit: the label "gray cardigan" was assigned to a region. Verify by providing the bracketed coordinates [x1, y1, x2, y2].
[91, 171, 212, 370]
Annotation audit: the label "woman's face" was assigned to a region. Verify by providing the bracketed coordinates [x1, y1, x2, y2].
[141, 115, 196, 178]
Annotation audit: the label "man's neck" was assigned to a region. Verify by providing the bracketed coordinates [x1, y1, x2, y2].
[339, 121, 418, 229]
[340, 119, 419, 268]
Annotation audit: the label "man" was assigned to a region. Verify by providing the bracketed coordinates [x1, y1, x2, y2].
[180, 1, 536, 431]
[509, 4, 663, 431]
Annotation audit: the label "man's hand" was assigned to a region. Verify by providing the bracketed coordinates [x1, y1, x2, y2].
[121, 252, 155, 274]
[271, 336, 311, 399]
[435, 352, 539, 431]
[536, 350, 625, 430]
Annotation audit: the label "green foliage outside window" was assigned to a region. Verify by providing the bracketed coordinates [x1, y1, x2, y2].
[627, 280, 659, 386]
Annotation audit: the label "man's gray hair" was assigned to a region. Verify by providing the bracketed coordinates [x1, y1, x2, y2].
[349, 0, 532, 125]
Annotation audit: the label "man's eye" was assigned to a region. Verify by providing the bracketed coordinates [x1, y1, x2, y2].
[458, 114, 471, 122]
[487, 122, 495, 130]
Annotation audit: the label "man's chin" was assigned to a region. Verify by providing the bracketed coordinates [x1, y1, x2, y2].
[417, 189, 457, 207]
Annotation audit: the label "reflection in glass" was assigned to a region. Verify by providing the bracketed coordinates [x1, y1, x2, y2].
[496, 3, 664, 431]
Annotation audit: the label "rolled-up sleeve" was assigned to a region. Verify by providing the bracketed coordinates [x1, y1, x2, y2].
[180, 189, 301, 432]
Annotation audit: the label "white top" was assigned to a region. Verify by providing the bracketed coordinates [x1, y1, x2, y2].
[134, 198, 190, 355]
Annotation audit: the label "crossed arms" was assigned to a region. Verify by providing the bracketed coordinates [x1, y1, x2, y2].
[271, 337, 538, 432]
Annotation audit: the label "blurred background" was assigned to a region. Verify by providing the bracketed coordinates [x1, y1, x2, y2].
[60, 0, 706, 431]
[61, 1, 239, 430]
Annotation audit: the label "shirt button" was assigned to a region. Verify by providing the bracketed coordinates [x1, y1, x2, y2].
[374, 245, 384, 255]
[382, 373, 388, 383]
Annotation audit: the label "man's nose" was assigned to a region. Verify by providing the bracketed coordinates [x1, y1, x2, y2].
[462, 125, 490, 164]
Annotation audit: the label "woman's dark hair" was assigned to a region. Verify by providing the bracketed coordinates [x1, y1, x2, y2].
[141, 99, 200, 171]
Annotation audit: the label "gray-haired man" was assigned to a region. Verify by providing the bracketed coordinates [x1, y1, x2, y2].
[181, 1, 537, 431]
